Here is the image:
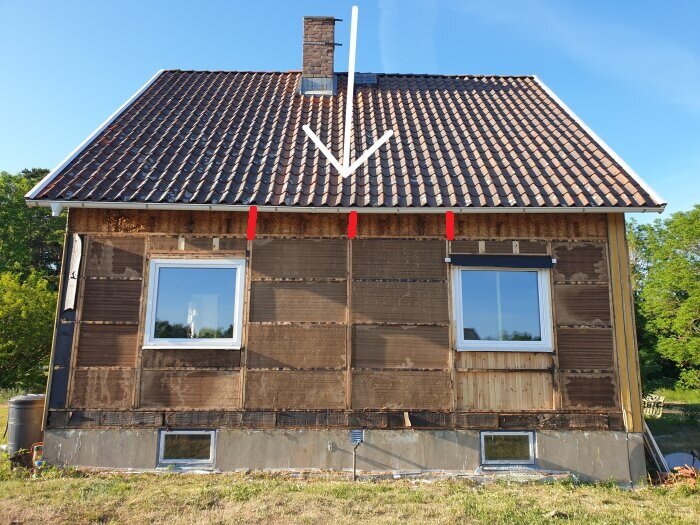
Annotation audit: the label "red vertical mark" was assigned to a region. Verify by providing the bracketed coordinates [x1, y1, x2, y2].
[348, 211, 358, 239]
[247, 206, 258, 240]
[445, 211, 455, 240]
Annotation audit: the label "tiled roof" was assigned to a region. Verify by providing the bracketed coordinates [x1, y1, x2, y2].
[28, 70, 664, 210]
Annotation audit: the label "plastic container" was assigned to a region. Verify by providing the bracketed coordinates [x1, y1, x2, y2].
[7, 394, 45, 457]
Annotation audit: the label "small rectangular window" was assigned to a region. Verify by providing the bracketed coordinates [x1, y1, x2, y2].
[158, 430, 215, 467]
[481, 431, 535, 465]
[144, 259, 245, 349]
[453, 267, 552, 352]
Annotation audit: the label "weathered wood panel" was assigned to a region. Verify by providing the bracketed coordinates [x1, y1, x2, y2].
[357, 214, 444, 238]
[553, 242, 608, 282]
[70, 368, 134, 409]
[455, 351, 553, 370]
[86, 238, 144, 278]
[353, 325, 449, 369]
[352, 240, 445, 279]
[69, 209, 248, 235]
[140, 370, 240, 409]
[256, 213, 346, 238]
[245, 370, 345, 409]
[247, 324, 346, 368]
[81, 279, 142, 322]
[141, 348, 241, 369]
[456, 371, 554, 410]
[554, 284, 611, 327]
[556, 328, 615, 370]
[249, 281, 346, 322]
[351, 370, 451, 409]
[561, 372, 619, 409]
[454, 214, 607, 239]
[352, 281, 449, 324]
[251, 239, 346, 279]
[75, 324, 138, 367]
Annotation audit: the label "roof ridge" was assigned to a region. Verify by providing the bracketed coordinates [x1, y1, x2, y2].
[162, 69, 536, 79]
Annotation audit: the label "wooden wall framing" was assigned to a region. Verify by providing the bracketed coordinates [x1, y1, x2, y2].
[48, 209, 636, 431]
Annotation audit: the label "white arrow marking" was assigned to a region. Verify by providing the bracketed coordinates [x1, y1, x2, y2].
[303, 5, 393, 179]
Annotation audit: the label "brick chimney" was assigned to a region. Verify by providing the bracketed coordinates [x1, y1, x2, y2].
[301, 16, 338, 95]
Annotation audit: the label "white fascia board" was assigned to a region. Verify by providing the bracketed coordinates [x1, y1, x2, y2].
[25, 200, 665, 214]
[25, 70, 166, 200]
[533, 75, 666, 209]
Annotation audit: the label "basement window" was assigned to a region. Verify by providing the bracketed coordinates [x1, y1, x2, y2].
[144, 258, 245, 349]
[158, 430, 215, 467]
[452, 267, 552, 352]
[481, 431, 535, 465]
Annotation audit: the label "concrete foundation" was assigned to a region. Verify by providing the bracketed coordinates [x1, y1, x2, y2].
[43, 428, 646, 483]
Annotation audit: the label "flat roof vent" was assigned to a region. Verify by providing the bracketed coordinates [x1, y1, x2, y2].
[355, 73, 377, 85]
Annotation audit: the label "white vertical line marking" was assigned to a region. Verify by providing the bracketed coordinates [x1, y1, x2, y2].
[342, 5, 359, 172]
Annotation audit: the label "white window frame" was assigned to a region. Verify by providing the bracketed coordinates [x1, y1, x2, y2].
[480, 431, 536, 466]
[452, 266, 553, 352]
[144, 258, 245, 349]
[158, 430, 216, 467]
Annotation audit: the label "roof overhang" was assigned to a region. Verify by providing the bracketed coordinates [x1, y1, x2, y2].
[26, 199, 666, 216]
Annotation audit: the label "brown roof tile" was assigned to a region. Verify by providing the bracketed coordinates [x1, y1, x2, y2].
[28, 71, 664, 210]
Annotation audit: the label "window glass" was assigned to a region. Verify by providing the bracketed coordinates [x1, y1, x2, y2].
[154, 267, 236, 339]
[162, 433, 212, 461]
[460, 270, 541, 342]
[482, 433, 532, 463]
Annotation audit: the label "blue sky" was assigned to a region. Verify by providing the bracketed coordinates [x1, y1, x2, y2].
[1, 0, 698, 218]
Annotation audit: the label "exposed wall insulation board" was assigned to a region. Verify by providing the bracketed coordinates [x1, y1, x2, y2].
[483, 241, 514, 254]
[352, 325, 449, 369]
[249, 281, 347, 323]
[139, 370, 240, 409]
[450, 240, 479, 253]
[247, 324, 346, 369]
[69, 209, 248, 235]
[70, 368, 134, 409]
[85, 238, 145, 278]
[75, 324, 138, 367]
[454, 214, 607, 239]
[352, 240, 445, 280]
[455, 352, 553, 370]
[251, 239, 347, 279]
[553, 242, 608, 282]
[556, 328, 615, 370]
[245, 370, 346, 409]
[141, 348, 241, 369]
[456, 371, 554, 410]
[518, 240, 549, 254]
[352, 281, 449, 324]
[356, 214, 444, 238]
[81, 279, 142, 322]
[554, 284, 611, 327]
[561, 372, 619, 409]
[256, 213, 346, 238]
[351, 371, 451, 409]
[149, 236, 247, 253]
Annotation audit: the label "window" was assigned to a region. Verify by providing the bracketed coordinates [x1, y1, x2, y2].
[158, 430, 215, 467]
[481, 431, 535, 465]
[452, 267, 552, 351]
[144, 258, 245, 349]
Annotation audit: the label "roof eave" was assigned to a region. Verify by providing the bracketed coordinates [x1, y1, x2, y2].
[26, 199, 666, 216]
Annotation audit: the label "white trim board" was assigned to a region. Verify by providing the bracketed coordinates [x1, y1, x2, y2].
[25, 199, 665, 215]
[25, 70, 166, 200]
[533, 76, 666, 208]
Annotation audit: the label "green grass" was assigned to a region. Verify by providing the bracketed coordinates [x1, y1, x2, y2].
[0, 467, 697, 525]
[652, 387, 700, 405]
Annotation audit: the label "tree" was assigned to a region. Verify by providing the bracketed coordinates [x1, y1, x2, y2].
[0, 169, 66, 281]
[628, 206, 700, 390]
[0, 271, 57, 390]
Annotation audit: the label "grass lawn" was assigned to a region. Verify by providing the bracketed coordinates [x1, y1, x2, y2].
[0, 469, 697, 525]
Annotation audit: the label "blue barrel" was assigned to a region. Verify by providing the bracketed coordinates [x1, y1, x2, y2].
[7, 394, 45, 456]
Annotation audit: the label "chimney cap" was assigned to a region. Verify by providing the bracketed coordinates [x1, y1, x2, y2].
[303, 16, 342, 21]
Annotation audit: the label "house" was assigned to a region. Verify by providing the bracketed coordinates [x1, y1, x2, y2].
[26, 15, 665, 482]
